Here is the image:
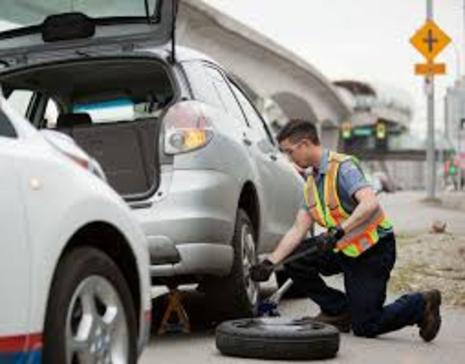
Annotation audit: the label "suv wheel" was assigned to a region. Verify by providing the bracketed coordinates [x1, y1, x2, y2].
[43, 247, 138, 364]
[205, 209, 259, 319]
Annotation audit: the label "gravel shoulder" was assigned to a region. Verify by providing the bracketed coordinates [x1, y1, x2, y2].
[389, 233, 465, 306]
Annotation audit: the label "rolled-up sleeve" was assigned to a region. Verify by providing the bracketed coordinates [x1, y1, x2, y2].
[338, 160, 371, 198]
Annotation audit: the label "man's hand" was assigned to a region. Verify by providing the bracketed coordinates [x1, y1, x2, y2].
[250, 259, 275, 282]
[312, 226, 345, 253]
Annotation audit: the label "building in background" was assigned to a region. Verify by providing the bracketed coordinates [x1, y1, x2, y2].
[333, 80, 434, 190]
[334, 80, 412, 153]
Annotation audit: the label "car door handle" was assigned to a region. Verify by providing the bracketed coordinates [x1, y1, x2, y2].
[242, 137, 252, 146]
[269, 154, 278, 161]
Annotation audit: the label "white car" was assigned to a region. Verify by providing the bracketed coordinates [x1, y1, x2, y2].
[0, 91, 151, 362]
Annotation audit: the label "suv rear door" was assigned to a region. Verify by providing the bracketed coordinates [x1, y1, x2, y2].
[0, 0, 177, 65]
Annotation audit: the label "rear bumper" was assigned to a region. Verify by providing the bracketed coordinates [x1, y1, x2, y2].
[133, 169, 237, 244]
[149, 242, 233, 277]
[132, 169, 239, 276]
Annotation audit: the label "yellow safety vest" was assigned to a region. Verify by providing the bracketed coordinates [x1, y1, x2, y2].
[304, 152, 392, 258]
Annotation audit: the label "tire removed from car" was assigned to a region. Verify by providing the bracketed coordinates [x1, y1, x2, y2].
[216, 317, 340, 360]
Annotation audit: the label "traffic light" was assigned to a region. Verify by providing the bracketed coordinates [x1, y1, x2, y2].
[376, 121, 387, 139]
[448, 157, 459, 176]
[341, 121, 352, 139]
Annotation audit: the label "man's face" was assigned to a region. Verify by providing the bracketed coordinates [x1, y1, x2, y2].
[279, 138, 313, 169]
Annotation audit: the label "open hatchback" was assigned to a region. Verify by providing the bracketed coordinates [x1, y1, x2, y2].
[0, 0, 180, 199]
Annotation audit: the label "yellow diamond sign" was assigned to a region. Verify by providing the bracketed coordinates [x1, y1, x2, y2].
[410, 20, 451, 61]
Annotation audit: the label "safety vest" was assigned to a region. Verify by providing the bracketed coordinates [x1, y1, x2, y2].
[304, 152, 392, 258]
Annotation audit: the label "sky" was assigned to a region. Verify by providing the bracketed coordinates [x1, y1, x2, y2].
[204, 0, 464, 136]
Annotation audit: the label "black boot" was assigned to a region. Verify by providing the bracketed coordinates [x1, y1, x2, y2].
[419, 290, 442, 342]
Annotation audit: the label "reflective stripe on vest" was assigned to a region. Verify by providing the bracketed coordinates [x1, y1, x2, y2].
[304, 152, 392, 258]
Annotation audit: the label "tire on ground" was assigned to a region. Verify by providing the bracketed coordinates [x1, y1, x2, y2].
[216, 317, 340, 360]
[204, 209, 258, 319]
[43, 247, 138, 363]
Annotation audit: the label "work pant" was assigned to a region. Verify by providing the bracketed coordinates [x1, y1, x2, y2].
[284, 233, 426, 337]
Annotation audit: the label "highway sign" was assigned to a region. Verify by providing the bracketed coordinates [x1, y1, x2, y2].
[410, 20, 451, 61]
[415, 62, 446, 75]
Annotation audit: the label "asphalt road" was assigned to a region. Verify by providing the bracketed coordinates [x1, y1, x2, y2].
[140, 281, 465, 364]
[379, 191, 465, 235]
[140, 191, 465, 363]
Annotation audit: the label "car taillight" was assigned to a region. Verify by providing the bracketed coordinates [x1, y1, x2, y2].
[164, 100, 214, 155]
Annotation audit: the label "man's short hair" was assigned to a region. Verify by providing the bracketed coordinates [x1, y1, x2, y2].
[276, 119, 320, 146]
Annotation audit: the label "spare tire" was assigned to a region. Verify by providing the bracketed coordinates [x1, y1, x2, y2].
[216, 317, 340, 360]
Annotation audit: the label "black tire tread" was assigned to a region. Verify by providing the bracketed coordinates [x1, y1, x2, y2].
[216, 318, 339, 360]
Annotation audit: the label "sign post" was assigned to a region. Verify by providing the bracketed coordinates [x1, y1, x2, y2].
[410, 0, 451, 199]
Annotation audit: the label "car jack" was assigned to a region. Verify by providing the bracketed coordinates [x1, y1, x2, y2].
[158, 286, 191, 334]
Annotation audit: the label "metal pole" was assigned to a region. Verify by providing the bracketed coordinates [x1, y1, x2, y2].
[426, 0, 436, 198]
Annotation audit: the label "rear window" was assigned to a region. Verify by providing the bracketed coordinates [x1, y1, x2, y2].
[0, 0, 160, 31]
[73, 97, 163, 124]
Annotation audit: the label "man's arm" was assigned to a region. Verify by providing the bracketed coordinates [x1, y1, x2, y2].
[268, 209, 313, 264]
[340, 186, 380, 234]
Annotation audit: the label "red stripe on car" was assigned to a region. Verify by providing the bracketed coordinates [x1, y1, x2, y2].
[0, 333, 42, 353]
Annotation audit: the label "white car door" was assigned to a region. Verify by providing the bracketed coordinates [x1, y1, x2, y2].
[0, 110, 30, 353]
[229, 82, 304, 251]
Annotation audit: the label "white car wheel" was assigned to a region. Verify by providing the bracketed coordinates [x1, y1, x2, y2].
[43, 247, 137, 364]
[66, 276, 129, 364]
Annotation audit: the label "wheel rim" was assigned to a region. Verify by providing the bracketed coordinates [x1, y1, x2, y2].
[241, 225, 259, 308]
[65, 275, 129, 364]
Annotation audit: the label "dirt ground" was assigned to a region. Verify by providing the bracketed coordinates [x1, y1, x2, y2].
[389, 233, 465, 306]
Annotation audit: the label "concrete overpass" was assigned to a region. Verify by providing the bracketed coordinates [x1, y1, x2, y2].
[178, 0, 351, 148]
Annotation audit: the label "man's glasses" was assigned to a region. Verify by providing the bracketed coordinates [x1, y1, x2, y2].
[279, 140, 303, 157]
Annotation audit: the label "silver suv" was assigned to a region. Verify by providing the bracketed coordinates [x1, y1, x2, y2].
[0, 0, 303, 317]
